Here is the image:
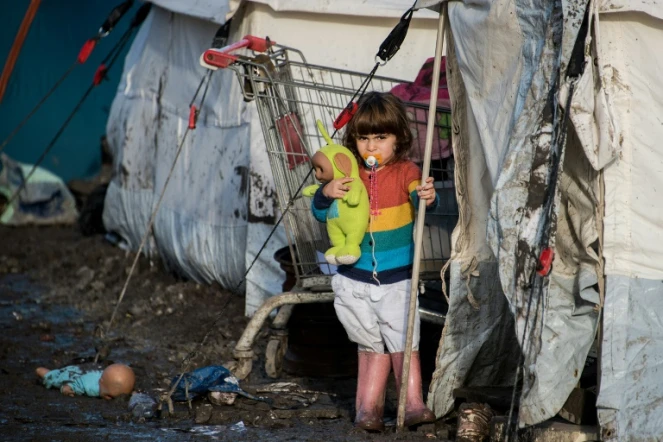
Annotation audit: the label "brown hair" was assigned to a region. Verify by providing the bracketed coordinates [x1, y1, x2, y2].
[342, 91, 413, 164]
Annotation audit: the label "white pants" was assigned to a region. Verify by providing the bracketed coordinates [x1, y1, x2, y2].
[331, 274, 420, 353]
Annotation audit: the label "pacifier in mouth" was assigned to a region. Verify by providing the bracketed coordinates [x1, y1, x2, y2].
[363, 154, 382, 168]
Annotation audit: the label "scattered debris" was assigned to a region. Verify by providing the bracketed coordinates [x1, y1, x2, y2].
[129, 392, 158, 419]
[456, 402, 494, 442]
[161, 421, 246, 436]
[256, 382, 337, 397]
[208, 391, 237, 406]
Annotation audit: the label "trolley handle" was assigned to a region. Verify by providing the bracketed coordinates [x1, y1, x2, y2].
[200, 35, 274, 69]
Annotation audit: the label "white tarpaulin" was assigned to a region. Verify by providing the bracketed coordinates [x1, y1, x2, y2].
[149, 0, 438, 25]
[593, 10, 663, 440]
[104, 0, 440, 315]
[425, 0, 601, 427]
[421, 0, 663, 438]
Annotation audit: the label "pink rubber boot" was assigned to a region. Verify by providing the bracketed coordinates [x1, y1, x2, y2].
[354, 351, 391, 431]
[391, 351, 436, 427]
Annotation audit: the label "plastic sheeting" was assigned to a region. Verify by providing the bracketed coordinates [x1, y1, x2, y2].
[424, 0, 601, 428]
[103, 7, 249, 288]
[149, 0, 438, 25]
[103, 1, 440, 315]
[594, 10, 663, 440]
[427, 260, 520, 416]
[0, 0, 139, 183]
[599, 275, 663, 440]
[597, 11, 663, 281]
[425, 0, 663, 437]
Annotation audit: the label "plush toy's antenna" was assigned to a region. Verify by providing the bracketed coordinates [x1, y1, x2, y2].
[316, 120, 333, 145]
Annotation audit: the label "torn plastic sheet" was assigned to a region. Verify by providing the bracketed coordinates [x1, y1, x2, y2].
[161, 421, 246, 436]
[169, 365, 269, 403]
[0, 153, 78, 226]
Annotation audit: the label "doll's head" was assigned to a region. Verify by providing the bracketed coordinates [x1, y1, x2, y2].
[311, 120, 357, 185]
[99, 363, 135, 400]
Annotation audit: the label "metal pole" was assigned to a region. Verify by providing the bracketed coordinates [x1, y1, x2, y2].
[397, 3, 446, 430]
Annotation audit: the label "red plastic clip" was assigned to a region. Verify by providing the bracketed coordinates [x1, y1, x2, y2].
[78, 39, 97, 64]
[93, 64, 107, 86]
[537, 247, 554, 277]
[244, 35, 273, 53]
[188, 105, 198, 129]
[333, 102, 358, 130]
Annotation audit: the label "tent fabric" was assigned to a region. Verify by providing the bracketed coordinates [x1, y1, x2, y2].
[426, 0, 663, 436]
[597, 11, 663, 281]
[148, 0, 231, 24]
[416, 0, 663, 19]
[427, 260, 520, 415]
[104, 1, 440, 315]
[104, 6, 249, 287]
[594, 10, 663, 440]
[0, 1, 138, 183]
[149, 0, 438, 25]
[599, 275, 663, 440]
[426, 0, 601, 427]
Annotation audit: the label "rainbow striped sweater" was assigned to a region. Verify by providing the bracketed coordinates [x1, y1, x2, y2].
[312, 160, 438, 285]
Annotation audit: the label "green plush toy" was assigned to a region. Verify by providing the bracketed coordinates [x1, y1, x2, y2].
[303, 121, 369, 265]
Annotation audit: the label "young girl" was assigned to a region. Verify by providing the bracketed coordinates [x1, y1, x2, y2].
[311, 91, 438, 431]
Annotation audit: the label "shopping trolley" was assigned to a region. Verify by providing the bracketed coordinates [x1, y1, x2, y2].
[202, 38, 457, 380]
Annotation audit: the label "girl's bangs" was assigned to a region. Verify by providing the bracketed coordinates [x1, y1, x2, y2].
[351, 105, 399, 136]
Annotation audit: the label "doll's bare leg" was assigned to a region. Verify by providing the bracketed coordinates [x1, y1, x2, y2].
[35, 367, 50, 379]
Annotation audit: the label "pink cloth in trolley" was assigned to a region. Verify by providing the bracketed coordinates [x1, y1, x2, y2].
[390, 57, 452, 161]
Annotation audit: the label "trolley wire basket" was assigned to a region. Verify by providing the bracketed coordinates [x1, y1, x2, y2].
[229, 45, 457, 288]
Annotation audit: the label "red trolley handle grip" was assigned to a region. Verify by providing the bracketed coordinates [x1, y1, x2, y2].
[202, 35, 274, 69]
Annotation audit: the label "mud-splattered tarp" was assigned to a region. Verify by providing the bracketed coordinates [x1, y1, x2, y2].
[420, 0, 601, 427]
[421, 0, 663, 438]
[103, 7, 250, 289]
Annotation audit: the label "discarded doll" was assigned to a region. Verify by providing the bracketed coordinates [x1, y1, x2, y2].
[35, 363, 135, 399]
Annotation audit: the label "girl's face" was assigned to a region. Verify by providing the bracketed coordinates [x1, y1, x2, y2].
[356, 133, 397, 169]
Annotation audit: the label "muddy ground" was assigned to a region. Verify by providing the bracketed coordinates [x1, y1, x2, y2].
[0, 225, 453, 441]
